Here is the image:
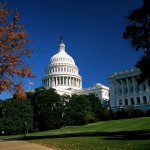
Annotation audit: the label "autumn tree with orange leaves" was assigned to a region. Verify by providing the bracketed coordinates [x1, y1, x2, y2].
[0, 3, 35, 99]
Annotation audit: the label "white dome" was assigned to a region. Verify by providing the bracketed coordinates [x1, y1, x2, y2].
[50, 49, 75, 65]
[42, 37, 82, 94]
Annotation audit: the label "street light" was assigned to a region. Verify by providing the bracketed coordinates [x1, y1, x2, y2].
[24, 121, 28, 136]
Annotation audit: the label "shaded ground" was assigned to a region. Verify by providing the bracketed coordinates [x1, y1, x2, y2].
[0, 140, 55, 150]
[24, 130, 150, 140]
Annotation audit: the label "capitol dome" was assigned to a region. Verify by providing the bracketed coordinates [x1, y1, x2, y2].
[50, 44, 75, 66]
[42, 37, 82, 95]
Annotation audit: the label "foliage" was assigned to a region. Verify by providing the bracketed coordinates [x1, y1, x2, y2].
[86, 93, 102, 121]
[27, 88, 63, 131]
[123, 0, 150, 84]
[65, 94, 92, 125]
[0, 2, 35, 99]
[0, 98, 33, 135]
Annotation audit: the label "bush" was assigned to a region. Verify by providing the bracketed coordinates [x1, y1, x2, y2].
[84, 113, 95, 124]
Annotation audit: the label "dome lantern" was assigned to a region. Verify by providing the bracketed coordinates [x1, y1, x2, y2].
[59, 36, 65, 52]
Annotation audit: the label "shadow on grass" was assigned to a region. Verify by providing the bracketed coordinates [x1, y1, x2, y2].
[24, 130, 150, 141]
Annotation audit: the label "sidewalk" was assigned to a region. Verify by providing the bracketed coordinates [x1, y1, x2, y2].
[0, 140, 55, 150]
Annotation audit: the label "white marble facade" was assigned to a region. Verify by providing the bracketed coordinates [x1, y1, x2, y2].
[108, 68, 150, 111]
[74, 83, 109, 105]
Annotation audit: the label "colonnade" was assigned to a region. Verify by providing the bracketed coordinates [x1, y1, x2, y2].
[109, 75, 150, 108]
[110, 76, 149, 96]
[43, 76, 82, 88]
[47, 66, 78, 75]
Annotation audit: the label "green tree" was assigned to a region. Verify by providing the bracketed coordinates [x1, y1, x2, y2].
[67, 94, 92, 125]
[86, 93, 102, 121]
[123, 0, 150, 84]
[60, 94, 71, 126]
[28, 87, 63, 131]
[0, 98, 33, 135]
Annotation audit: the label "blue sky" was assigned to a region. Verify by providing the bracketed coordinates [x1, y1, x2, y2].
[1, 0, 143, 99]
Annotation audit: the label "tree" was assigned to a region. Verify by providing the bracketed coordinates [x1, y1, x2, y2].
[0, 98, 33, 135]
[66, 94, 92, 125]
[86, 93, 102, 121]
[0, 2, 35, 99]
[28, 87, 63, 131]
[123, 0, 150, 84]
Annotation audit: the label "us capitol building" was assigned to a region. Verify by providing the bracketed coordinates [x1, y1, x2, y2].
[42, 37, 150, 111]
[42, 37, 109, 105]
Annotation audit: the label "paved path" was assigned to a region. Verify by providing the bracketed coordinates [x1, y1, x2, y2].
[0, 140, 55, 150]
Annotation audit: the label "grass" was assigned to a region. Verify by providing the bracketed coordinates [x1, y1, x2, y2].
[0, 117, 150, 149]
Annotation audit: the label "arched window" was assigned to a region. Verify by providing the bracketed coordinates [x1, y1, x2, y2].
[125, 99, 128, 105]
[131, 98, 135, 105]
[137, 97, 140, 104]
[143, 96, 147, 103]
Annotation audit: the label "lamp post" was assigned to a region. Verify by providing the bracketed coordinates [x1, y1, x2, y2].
[24, 121, 28, 136]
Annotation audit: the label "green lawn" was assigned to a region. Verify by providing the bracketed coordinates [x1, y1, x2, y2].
[0, 117, 150, 150]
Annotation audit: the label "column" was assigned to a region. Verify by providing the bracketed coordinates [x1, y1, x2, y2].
[121, 79, 124, 95]
[56, 77, 58, 85]
[52, 77, 54, 86]
[146, 95, 149, 103]
[80, 79, 82, 88]
[66, 76, 68, 85]
[126, 78, 129, 94]
[139, 84, 142, 92]
[128, 98, 131, 105]
[132, 76, 136, 93]
[140, 95, 143, 103]
[115, 81, 118, 96]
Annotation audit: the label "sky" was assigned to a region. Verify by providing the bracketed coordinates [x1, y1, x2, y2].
[0, 0, 143, 100]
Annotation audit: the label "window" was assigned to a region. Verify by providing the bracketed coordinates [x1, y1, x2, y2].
[125, 99, 128, 105]
[137, 97, 140, 104]
[143, 96, 147, 104]
[131, 98, 135, 105]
